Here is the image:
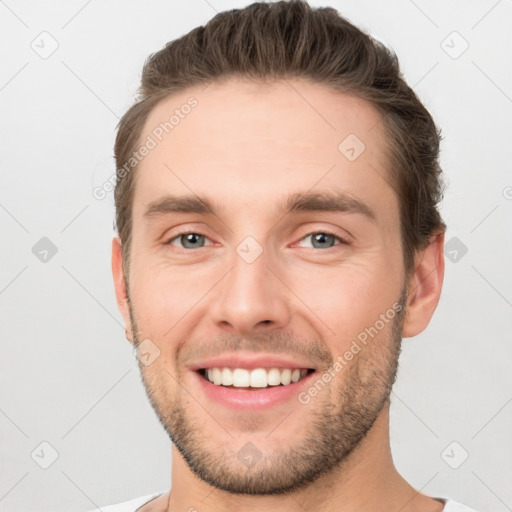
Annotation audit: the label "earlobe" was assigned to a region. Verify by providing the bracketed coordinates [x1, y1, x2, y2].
[402, 232, 445, 338]
[112, 236, 134, 343]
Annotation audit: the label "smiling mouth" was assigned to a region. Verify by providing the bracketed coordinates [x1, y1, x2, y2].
[197, 367, 316, 389]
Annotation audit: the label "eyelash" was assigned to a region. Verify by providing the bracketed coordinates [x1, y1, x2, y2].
[164, 230, 348, 250]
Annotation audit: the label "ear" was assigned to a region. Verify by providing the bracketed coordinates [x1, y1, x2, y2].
[112, 235, 134, 345]
[402, 232, 445, 338]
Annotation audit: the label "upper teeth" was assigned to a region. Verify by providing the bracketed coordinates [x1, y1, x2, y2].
[204, 367, 309, 387]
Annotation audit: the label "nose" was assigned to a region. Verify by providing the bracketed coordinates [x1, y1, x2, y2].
[209, 243, 292, 336]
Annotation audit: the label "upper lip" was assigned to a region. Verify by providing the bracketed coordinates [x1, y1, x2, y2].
[189, 352, 317, 371]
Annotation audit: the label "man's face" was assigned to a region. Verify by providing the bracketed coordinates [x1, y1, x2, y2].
[118, 78, 409, 494]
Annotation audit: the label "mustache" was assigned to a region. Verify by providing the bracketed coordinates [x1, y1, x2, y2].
[177, 331, 333, 369]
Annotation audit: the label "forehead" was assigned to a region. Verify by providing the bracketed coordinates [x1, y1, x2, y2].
[131, 78, 398, 225]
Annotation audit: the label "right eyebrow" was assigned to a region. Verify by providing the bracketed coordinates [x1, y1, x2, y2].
[143, 194, 216, 218]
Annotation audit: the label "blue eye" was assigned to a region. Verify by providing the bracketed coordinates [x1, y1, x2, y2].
[166, 232, 209, 249]
[298, 232, 344, 249]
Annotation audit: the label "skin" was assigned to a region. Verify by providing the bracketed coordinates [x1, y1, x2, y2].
[112, 78, 445, 512]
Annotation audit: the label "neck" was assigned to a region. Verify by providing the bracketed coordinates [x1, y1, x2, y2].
[163, 405, 442, 512]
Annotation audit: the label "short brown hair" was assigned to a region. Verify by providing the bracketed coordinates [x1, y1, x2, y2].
[114, 0, 445, 281]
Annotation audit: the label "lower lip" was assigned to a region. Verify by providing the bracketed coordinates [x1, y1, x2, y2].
[192, 370, 317, 411]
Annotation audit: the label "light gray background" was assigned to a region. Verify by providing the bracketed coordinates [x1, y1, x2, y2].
[1, 1, 511, 511]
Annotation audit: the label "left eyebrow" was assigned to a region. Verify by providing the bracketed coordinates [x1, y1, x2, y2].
[281, 191, 377, 221]
[142, 190, 377, 222]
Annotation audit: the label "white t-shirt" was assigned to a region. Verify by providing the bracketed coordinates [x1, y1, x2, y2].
[87, 492, 481, 511]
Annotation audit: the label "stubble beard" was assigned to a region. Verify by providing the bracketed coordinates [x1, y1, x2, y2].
[128, 292, 406, 495]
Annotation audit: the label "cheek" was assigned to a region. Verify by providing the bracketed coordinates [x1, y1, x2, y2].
[291, 261, 399, 345]
[129, 261, 216, 339]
